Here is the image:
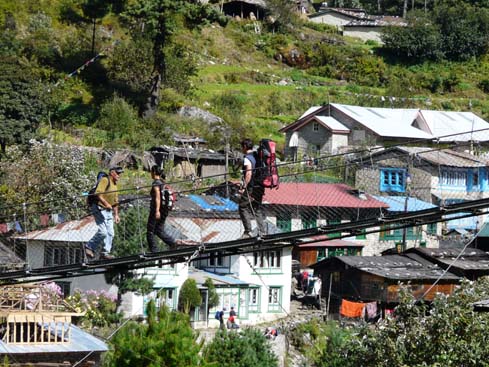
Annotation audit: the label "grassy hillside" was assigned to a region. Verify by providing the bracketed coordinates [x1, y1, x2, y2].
[2, 0, 489, 153]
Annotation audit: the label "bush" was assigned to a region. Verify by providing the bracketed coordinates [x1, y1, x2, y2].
[204, 328, 278, 367]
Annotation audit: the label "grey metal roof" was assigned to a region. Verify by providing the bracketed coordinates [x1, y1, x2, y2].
[396, 146, 489, 167]
[0, 324, 107, 354]
[314, 255, 460, 281]
[407, 247, 489, 271]
[0, 239, 25, 267]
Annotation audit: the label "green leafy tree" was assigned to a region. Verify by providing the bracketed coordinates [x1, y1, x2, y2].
[298, 277, 489, 367]
[382, 10, 442, 61]
[204, 328, 278, 367]
[122, 0, 220, 118]
[106, 300, 204, 367]
[204, 278, 220, 310]
[0, 58, 48, 155]
[178, 278, 202, 314]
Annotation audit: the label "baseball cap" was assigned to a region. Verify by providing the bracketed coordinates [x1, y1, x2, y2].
[110, 166, 124, 174]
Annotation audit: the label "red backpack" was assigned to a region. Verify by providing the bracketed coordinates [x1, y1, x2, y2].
[255, 139, 279, 189]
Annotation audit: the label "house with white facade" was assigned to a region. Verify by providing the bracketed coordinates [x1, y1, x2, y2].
[124, 193, 292, 327]
[281, 103, 489, 159]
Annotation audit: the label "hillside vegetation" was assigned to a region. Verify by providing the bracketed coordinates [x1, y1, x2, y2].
[2, 0, 489, 156]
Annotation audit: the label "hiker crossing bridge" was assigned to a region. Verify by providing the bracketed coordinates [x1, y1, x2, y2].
[1, 129, 489, 285]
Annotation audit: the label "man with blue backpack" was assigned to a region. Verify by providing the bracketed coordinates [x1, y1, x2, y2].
[85, 166, 123, 260]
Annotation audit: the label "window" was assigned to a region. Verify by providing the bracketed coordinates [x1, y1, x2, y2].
[379, 224, 420, 241]
[253, 250, 281, 268]
[55, 282, 71, 298]
[276, 213, 291, 232]
[427, 222, 437, 235]
[380, 168, 406, 192]
[327, 219, 341, 238]
[158, 288, 176, 309]
[440, 169, 466, 187]
[301, 212, 317, 229]
[209, 251, 223, 267]
[248, 288, 260, 313]
[44, 246, 82, 266]
[313, 122, 319, 132]
[317, 248, 326, 261]
[268, 287, 282, 312]
[355, 228, 367, 240]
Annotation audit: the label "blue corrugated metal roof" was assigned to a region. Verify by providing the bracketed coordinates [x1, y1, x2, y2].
[0, 324, 108, 354]
[373, 195, 436, 212]
[188, 268, 252, 286]
[188, 194, 238, 211]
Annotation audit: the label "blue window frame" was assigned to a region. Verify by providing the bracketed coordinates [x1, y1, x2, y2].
[380, 168, 406, 193]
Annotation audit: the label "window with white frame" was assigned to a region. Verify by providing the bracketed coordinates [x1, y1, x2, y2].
[158, 288, 176, 310]
[268, 287, 282, 312]
[253, 250, 281, 268]
[248, 288, 260, 313]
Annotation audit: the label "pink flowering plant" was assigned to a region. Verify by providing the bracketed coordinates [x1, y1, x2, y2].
[66, 289, 121, 328]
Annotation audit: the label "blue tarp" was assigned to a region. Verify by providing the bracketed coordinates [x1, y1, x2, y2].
[373, 195, 436, 212]
[444, 213, 478, 230]
[188, 194, 238, 211]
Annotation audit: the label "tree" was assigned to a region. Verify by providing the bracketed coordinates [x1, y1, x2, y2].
[265, 0, 300, 32]
[80, 0, 111, 55]
[297, 278, 489, 367]
[122, 0, 222, 118]
[204, 328, 278, 367]
[382, 10, 442, 61]
[107, 300, 203, 367]
[204, 278, 220, 310]
[0, 58, 48, 155]
[178, 278, 202, 314]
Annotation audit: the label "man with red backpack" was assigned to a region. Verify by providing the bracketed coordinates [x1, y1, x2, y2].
[238, 138, 267, 239]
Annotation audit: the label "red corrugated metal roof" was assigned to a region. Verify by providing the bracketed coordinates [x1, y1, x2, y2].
[263, 183, 388, 208]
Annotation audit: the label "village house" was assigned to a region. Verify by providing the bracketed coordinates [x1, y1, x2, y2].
[281, 104, 489, 159]
[261, 182, 441, 267]
[0, 284, 107, 366]
[352, 146, 489, 233]
[149, 145, 237, 179]
[222, 0, 267, 20]
[311, 254, 460, 318]
[308, 7, 406, 43]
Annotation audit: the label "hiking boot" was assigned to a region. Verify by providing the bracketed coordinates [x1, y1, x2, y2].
[240, 232, 251, 239]
[100, 252, 115, 260]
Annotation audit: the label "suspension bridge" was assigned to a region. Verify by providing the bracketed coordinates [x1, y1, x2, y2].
[1, 130, 489, 285]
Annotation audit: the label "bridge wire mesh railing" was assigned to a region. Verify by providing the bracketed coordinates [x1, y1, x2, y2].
[1, 129, 489, 275]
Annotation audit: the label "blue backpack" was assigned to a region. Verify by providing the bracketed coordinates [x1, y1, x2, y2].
[86, 172, 109, 207]
[215, 311, 221, 320]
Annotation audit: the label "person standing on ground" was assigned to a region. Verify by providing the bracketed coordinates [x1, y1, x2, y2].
[147, 165, 178, 252]
[238, 138, 266, 239]
[86, 166, 123, 260]
[219, 308, 226, 330]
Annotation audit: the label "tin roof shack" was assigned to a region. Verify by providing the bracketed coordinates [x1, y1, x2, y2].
[222, 0, 267, 20]
[404, 247, 489, 280]
[149, 146, 237, 179]
[311, 255, 459, 316]
[0, 284, 107, 366]
[0, 238, 25, 273]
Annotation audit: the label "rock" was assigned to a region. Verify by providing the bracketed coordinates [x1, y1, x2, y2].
[177, 106, 223, 125]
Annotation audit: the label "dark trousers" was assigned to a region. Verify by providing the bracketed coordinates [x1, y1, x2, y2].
[147, 212, 175, 251]
[238, 185, 267, 236]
